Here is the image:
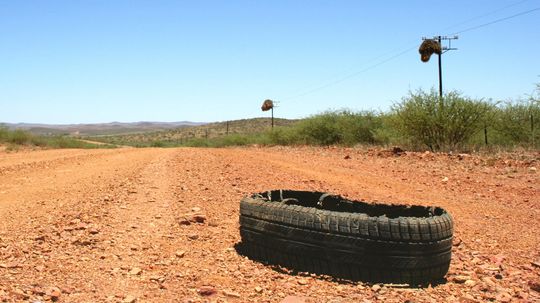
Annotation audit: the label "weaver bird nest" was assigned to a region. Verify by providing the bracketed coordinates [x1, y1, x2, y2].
[261, 99, 274, 111]
[419, 39, 441, 62]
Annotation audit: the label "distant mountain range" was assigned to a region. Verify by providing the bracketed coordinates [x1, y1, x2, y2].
[0, 121, 207, 136]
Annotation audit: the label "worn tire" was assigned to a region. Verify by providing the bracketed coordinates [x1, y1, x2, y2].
[239, 190, 453, 284]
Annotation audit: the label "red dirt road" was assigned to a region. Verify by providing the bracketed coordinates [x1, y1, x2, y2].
[0, 147, 538, 302]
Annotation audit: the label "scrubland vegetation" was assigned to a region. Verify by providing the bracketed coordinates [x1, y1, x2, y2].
[4, 85, 538, 152]
[0, 127, 115, 150]
[92, 85, 539, 152]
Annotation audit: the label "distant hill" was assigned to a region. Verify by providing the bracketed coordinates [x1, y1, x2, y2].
[1, 121, 206, 136]
[87, 117, 299, 146]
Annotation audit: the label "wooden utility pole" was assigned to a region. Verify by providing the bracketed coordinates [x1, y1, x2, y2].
[271, 107, 274, 129]
[437, 36, 443, 99]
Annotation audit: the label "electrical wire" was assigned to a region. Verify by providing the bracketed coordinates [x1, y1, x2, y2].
[278, 3, 540, 103]
[283, 45, 417, 101]
[451, 6, 540, 35]
[438, 0, 531, 33]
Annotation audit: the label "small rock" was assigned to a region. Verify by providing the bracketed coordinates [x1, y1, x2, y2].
[371, 284, 381, 292]
[528, 280, 540, 292]
[297, 279, 308, 285]
[528, 167, 537, 172]
[453, 275, 471, 283]
[88, 228, 100, 235]
[32, 287, 46, 296]
[459, 294, 476, 302]
[187, 234, 199, 240]
[175, 251, 186, 258]
[344, 155, 351, 160]
[392, 146, 405, 155]
[191, 214, 207, 224]
[149, 276, 166, 283]
[45, 287, 61, 301]
[60, 287, 73, 295]
[531, 261, 540, 268]
[223, 290, 241, 298]
[178, 218, 191, 225]
[123, 295, 137, 303]
[464, 280, 477, 287]
[191, 207, 202, 212]
[255, 286, 263, 293]
[442, 177, 449, 183]
[129, 267, 142, 275]
[34, 235, 46, 241]
[198, 286, 217, 296]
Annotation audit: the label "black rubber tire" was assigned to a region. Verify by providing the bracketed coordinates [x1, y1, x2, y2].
[238, 190, 453, 284]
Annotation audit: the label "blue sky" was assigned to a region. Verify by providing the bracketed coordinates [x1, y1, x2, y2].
[1, 1, 539, 124]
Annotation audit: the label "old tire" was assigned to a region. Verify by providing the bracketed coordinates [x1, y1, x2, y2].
[238, 190, 453, 284]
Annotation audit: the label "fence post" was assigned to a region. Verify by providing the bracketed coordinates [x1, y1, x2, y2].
[531, 112, 535, 146]
[484, 124, 488, 146]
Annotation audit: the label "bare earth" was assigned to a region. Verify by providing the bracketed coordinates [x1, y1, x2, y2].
[0, 147, 538, 303]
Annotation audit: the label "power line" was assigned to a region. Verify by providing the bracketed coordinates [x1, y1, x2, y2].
[278, 4, 540, 103]
[283, 45, 417, 101]
[438, 0, 531, 33]
[451, 7, 540, 35]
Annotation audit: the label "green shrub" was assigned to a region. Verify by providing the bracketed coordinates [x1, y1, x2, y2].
[288, 110, 383, 146]
[266, 127, 301, 145]
[372, 113, 404, 146]
[151, 141, 167, 147]
[9, 129, 37, 145]
[491, 99, 540, 148]
[392, 89, 490, 151]
[0, 127, 115, 149]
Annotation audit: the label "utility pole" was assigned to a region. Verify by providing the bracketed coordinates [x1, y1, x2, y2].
[421, 35, 458, 99]
[437, 36, 443, 99]
[271, 107, 274, 129]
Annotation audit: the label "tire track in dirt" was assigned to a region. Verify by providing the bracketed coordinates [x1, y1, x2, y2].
[0, 148, 173, 301]
[0, 149, 122, 177]
[88, 148, 184, 301]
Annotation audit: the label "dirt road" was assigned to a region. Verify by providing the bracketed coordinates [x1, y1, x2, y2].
[0, 147, 538, 302]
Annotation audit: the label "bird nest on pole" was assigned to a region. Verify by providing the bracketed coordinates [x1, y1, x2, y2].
[419, 39, 441, 62]
[261, 99, 274, 111]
